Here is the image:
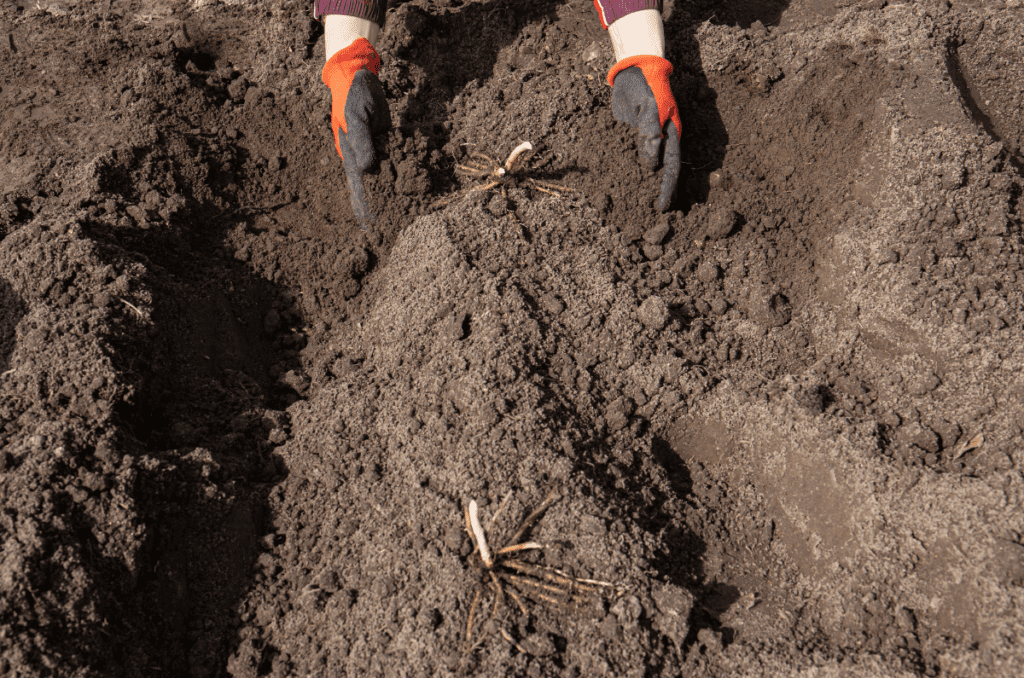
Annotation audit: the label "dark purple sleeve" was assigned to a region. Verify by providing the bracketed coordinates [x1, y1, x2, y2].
[313, 0, 387, 27]
[592, 0, 662, 29]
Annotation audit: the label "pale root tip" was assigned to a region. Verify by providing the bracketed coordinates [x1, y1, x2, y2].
[468, 500, 493, 567]
[504, 141, 535, 171]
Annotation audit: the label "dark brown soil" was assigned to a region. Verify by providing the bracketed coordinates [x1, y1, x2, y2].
[2, 0, 1024, 676]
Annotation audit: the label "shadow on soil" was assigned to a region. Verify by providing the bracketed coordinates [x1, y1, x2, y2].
[696, 0, 792, 28]
[664, 7, 730, 212]
[79, 128, 301, 674]
[581, 431, 745, 654]
[649, 434, 742, 650]
[946, 44, 1024, 173]
[0, 278, 25, 374]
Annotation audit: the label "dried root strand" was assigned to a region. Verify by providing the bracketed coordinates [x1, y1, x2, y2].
[527, 178, 575, 197]
[465, 588, 483, 645]
[489, 491, 514, 535]
[456, 153, 500, 178]
[500, 628, 532, 655]
[507, 587, 529, 617]
[505, 487, 559, 547]
[468, 180, 500, 193]
[506, 573, 573, 600]
[495, 541, 544, 558]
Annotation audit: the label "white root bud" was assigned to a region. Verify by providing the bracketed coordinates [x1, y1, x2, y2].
[468, 500, 493, 567]
[504, 141, 535, 172]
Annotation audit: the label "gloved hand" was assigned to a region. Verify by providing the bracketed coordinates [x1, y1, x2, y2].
[322, 37, 391, 229]
[608, 56, 682, 212]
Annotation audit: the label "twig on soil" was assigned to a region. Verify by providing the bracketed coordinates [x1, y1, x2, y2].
[953, 432, 984, 460]
[214, 198, 296, 221]
[119, 298, 146, 320]
[499, 627, 531, 654]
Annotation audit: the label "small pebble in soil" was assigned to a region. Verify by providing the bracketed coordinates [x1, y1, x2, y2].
[315, 570, 340, 593]
[908, 370, 940, 396]
[766, 293, 791, 326]
[697, 261, 720, 282]
[878, 248, 899, 265]
[540, 293, 564, 315]
[697, 627, 724, 654]
[639, 295, 669, 330]
[706, 208, 740, 240]
[278, 369, 310, 395]
[519, 633, 556, 657]
[605, 397, 635, 432]
[644, 216, 671, 245]
[610, 595, 642, 630]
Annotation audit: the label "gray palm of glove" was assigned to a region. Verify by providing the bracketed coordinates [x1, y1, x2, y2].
[336, 69, 391, 230]
[611, 67, 681, 212]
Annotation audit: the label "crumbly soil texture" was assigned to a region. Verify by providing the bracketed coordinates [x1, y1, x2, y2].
[3, 0, 1024, 676]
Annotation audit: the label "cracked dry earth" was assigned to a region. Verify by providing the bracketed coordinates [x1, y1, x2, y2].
[3, 0, 1024, 676]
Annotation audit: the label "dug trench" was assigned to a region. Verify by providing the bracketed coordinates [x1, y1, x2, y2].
[2, 1, 1024, 677]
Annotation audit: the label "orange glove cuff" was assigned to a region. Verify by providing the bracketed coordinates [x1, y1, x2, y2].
[321, 38, 382, 156]
[608, 55, 682, 140]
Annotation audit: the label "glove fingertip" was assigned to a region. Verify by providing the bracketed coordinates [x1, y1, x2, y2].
[655, 178, 675, 212]
[349, 181, 375, 231]
[339, 133, 376, 230]
[657, 121, 682, 212]
[353, 203, 374, 231]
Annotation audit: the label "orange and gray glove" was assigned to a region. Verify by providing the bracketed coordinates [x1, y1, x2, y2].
[321, 37, 391, 229]
[595, 3, 681, 211]
[608, 55, 682, 212]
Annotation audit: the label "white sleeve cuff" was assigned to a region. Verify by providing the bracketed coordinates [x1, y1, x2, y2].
[608, 9, 665, 62]
[325, 15, 381, 61]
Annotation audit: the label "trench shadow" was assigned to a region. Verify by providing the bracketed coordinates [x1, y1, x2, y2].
[570, 426, 708, 598]
[512, 355, 708, 602]
[664, 0, 793, 211]
[689, 0, 791, 28]
[664, 9, 728, 212]
[946, 45, 1024, 174]
[134, 227, 300, 678]
[567, 425, 751, 665]
[0, 7, 307, 676]
[0, 278, 26, 376]
[647, 434, 708, 585]
[79, 129, 299, 677]
[648, 433, 744, 653]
